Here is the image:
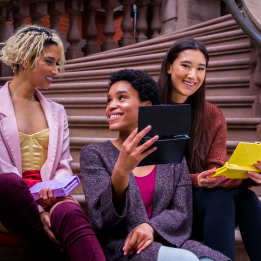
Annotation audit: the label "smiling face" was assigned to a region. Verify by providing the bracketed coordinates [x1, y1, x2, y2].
[106, 81, 150, 134]
[23, 44, 60, 89]
[167, 49, 206, 104]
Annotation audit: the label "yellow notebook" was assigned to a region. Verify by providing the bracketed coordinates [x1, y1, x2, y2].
[210, 141, 261, 179]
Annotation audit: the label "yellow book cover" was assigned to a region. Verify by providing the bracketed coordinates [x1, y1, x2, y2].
[211, 142, 261, 179]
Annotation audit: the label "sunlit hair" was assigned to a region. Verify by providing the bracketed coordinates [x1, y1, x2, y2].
[158, 37, 209, 174]
[0, 25, 65, 74]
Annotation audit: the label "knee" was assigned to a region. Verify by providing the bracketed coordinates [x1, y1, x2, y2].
[157, 246, 199, 261]
[52, 202, 86, 219]
[51, 201, 89, 228]
[0, 173, 28, 197]
[181, 250, 199, 261]
[194, 186, 234, 209]
[233, 188, 260, 207]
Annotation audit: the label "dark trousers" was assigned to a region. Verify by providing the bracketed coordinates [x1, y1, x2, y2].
[192, 186, 261, 261]
[0, 173, 106, 261]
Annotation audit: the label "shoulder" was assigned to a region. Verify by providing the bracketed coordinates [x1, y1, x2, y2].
[204, 102, 226, 125]
[204, 102, 225, 119]
[80, 141, 115, 161]
[80, 141, 118, 172]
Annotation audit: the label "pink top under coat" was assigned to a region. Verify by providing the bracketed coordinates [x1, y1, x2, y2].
[135, 166, 156, 218]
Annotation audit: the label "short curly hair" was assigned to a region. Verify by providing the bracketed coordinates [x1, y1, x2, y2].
[109, 69, 161, 105]
[0, 25, 65, 74]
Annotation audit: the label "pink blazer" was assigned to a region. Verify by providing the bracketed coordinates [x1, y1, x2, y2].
[0, 81, 73, 181]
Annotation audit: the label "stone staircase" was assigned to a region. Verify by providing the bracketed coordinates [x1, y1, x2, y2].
[0, 13, 260, 261]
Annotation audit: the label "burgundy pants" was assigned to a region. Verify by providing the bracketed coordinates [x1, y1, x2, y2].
[0, 173, 105, 261]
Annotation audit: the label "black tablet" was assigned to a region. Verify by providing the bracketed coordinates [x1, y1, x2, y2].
[138, 104, 191, 166]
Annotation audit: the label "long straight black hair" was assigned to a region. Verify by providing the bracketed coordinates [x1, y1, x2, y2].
[158, 37, 209, 174]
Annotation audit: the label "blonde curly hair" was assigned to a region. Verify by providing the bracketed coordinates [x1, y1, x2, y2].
[0, 25, 65, 73]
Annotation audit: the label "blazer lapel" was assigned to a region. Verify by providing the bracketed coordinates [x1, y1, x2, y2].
[35, 89, 58, 181]
[0, 82, 22, 175]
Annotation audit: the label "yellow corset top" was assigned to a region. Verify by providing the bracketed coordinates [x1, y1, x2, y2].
[19, 128, 49, 173]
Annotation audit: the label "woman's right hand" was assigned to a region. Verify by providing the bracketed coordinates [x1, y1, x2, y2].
[197, 168, 226, 189]
[111, 126, 158, 201]
[116, 126, 159, 175]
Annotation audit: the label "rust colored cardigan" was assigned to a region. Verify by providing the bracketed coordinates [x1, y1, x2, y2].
[190, 102, 258, 189]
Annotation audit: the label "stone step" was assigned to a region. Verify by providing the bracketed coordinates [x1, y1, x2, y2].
[93, 14, 237, 56]
[38, 76, 250, 99]
[206, 96, 256, 118]
[66, 23, 245, 65]
[67, 116, 261, 141]
[0, 58, 250, 87]
[49, 95, 257, 118]
[63, 43, 251, 72]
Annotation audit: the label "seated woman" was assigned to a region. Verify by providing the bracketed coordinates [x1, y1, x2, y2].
[80, 69, 230, 261]
[158, 37, 261, 261]
[0, 25, 105, 261]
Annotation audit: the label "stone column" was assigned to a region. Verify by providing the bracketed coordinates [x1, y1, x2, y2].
[118, 0, 135, 47]
[12, 4, 29, 30]
[136, 0, 149, 43]
[48, 1, 65, 31]
[30, 2, 48, 25]
[65, 0, 84, 60]
[101, 0, 119, 51]
[83, 0, 101, 56]
[0, 7, 12, 77]
[150, 0, 161, 38]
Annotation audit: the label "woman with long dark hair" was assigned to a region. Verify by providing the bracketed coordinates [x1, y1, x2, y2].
[158, 37, 261, 261]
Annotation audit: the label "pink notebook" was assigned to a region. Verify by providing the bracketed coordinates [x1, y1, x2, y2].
[29, 176, 80, 200]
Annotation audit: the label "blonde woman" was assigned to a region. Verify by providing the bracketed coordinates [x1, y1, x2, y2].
[0, 26, 105, 261]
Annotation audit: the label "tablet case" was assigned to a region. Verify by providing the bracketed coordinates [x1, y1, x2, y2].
[210, 141, 261, 179]
[30, 176, 80, 200]
[137, 104, 191, 166]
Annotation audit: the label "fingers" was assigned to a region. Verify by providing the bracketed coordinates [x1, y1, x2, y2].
[41, 212, 61, 245]
[132, 125, 152, 146]
[123, 223, 154, 256]
[123, 231, 137, 255]
[125, 128, 138, 143]
[254, 162, 261, 171]
[38, 187, 56, 207]
[248, 171, 261, 184]
[38, 187, 48, 207]
[200, 168, 216, 178]
[198, 169, 226, 189]
[43, 223, 61, 245]
[140, 146, 157, 160]
[47, 188, 57, 205]
[136, 239, 153, 254]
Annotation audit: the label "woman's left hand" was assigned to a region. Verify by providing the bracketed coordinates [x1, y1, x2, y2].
[248, 161, 261, 184]
[123, 223, 154, 255]
[40, 211, 62, 245]
[38, 187, 57, 208]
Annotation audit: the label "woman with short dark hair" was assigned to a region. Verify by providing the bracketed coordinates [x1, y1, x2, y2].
[80, 68, 229, 261]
